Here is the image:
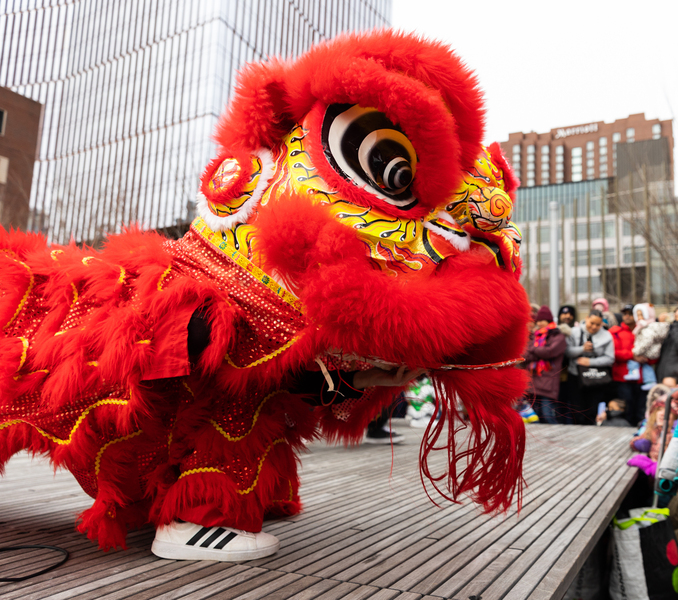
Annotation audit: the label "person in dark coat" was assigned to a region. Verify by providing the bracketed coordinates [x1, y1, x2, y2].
[524, 306, 567, 424]
[657, 308, 678, 387]
[557, 305, 577, 423]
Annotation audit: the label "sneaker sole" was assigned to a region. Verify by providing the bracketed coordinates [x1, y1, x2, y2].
[363, 437, 404, 444]
[151, 538, 280, 562]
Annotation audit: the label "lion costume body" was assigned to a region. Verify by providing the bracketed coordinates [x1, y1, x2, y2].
[0, 30, 529, 556]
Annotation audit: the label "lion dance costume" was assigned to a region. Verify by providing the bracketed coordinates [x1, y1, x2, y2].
[0, 30, 529, 561]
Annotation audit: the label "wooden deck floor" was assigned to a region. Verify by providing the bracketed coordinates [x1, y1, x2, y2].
[0, 423, 636, 600]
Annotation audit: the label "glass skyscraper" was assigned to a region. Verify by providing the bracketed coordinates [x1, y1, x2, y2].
[0, 0, 391, 244]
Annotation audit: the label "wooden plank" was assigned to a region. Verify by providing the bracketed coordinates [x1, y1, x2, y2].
[284, 578, 344, 600]
[381, 431, 624, 593]
[0, 425, 637, 600]
[526, 468, 638, 600]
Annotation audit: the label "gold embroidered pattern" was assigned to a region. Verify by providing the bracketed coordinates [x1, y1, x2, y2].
[209, 390, 286, 442]
[192, 216, 303, 314]
[0, 399, 129, 445]
[4, 259, 33, 330]
[17, 337, 28, 372]
[157, 264, 173, 291]
[224, 336, 300, 370]
[178, 438, 286, 495]
[94, 430, 143, 475]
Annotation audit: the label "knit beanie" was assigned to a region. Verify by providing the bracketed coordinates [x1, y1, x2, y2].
[536, 306, 553, 322]
[592, 297, 609, 312]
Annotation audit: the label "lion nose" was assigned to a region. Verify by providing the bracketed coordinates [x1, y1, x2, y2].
[464, 187, 513, 233]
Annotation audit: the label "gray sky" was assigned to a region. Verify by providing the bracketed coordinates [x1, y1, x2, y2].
[391, 0, 678, 174]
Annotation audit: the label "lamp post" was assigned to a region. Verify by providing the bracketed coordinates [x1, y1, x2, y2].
[550, 200, 560, 318]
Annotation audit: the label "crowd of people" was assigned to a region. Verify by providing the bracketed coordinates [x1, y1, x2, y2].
[520, 298, 678, 429]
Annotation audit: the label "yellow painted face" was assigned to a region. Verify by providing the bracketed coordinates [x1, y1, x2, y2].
[425, 145, 522, 272]
[200, 117, 522, 285]
[213, 117, 463, 280]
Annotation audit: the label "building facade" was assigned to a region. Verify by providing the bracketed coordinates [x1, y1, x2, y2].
[506, 117, 675, 311]
[502, 113, 673, 188]
[0, 0, 391, 245]
[0, 86, 42, 231]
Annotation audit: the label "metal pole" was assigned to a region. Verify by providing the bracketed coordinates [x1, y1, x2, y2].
[537, 217, 543, 305]
[601, 186, 607, 297]
[561, 204, 565, 305]
[587, 193, 592, 307]
[644, 165, 652, 304]
[574, 197, 579, 308]
[630, 171, 637, 305]
[615, 180, 622, 308]
[550, 200, 560, 317]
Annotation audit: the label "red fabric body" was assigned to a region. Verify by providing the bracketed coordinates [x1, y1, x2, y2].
[609, 323, 637, 382]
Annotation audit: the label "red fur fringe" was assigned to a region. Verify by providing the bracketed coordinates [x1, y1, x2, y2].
[424, 367, 528, 513]
[215, 30, 485, 219]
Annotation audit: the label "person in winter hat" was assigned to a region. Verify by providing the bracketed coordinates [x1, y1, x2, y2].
[566, 310, 615, 425]
[524, 306, 567, 424]
[592, 297, 617, 330]
[631, 303, 668, 390]
[557, 305, 577, 424]
[610, 305, 646, 425]
[558, 305, 577, 329]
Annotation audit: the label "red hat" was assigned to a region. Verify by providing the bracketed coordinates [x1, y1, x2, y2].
[536, 306, 553, 322]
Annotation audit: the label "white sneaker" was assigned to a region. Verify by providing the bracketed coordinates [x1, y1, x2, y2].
[151, 521, 280, 562]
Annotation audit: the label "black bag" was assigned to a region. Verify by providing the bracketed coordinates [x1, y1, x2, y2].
[577, 330, 612, 388]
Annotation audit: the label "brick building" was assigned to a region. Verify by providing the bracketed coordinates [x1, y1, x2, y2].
[501, 113, 673, 187]
[505, 114, 675, 310]
[0, 87, 42, 231]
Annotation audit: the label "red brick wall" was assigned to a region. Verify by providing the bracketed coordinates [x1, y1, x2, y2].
[0, 87, 43, 230]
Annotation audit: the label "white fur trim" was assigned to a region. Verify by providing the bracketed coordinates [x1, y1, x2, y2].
[424, 212, 471, 252]
[196, 148, 276, 232]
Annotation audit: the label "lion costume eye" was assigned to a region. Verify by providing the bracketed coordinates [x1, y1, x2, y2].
[321, 104, 418, 210]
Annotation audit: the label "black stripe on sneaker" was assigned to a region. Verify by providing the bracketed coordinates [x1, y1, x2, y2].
[186, 527, 212, 546]
[214, 531, 238, 550]
[200, 527, 226, 548]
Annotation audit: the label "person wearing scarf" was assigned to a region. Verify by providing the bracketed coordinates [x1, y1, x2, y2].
[524, 306, 567, 424]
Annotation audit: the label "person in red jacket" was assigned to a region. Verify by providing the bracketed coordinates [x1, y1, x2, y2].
[609, 304, 645, 425]
[524, 306, 567, 424]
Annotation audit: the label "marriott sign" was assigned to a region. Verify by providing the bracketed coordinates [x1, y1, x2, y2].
[554, 123, 599, 139]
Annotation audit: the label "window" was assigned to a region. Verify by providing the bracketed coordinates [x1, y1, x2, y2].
[574, 276, 602, 294]
[586, 141, 595, 179]
[626, 127, 635, 143]
[612, 132, 621, 175]
[512, 144, 521, 172]
[571, 147, 583, 182]
[623, 220, 635, 236]
[538, 225, 551, 242]
[0, 156, 8, 184]
[526, 144, 535, 187]
[653, 124, 662, 140]
[0, 109, 5, 136]
[540, 145, 550, 185]
[572, 222, 602, 240]
[555, 145, 564, 184]
[623, 246, 646, 264]
[599, 138, 608, 177]
[604, 221, 615, 239]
